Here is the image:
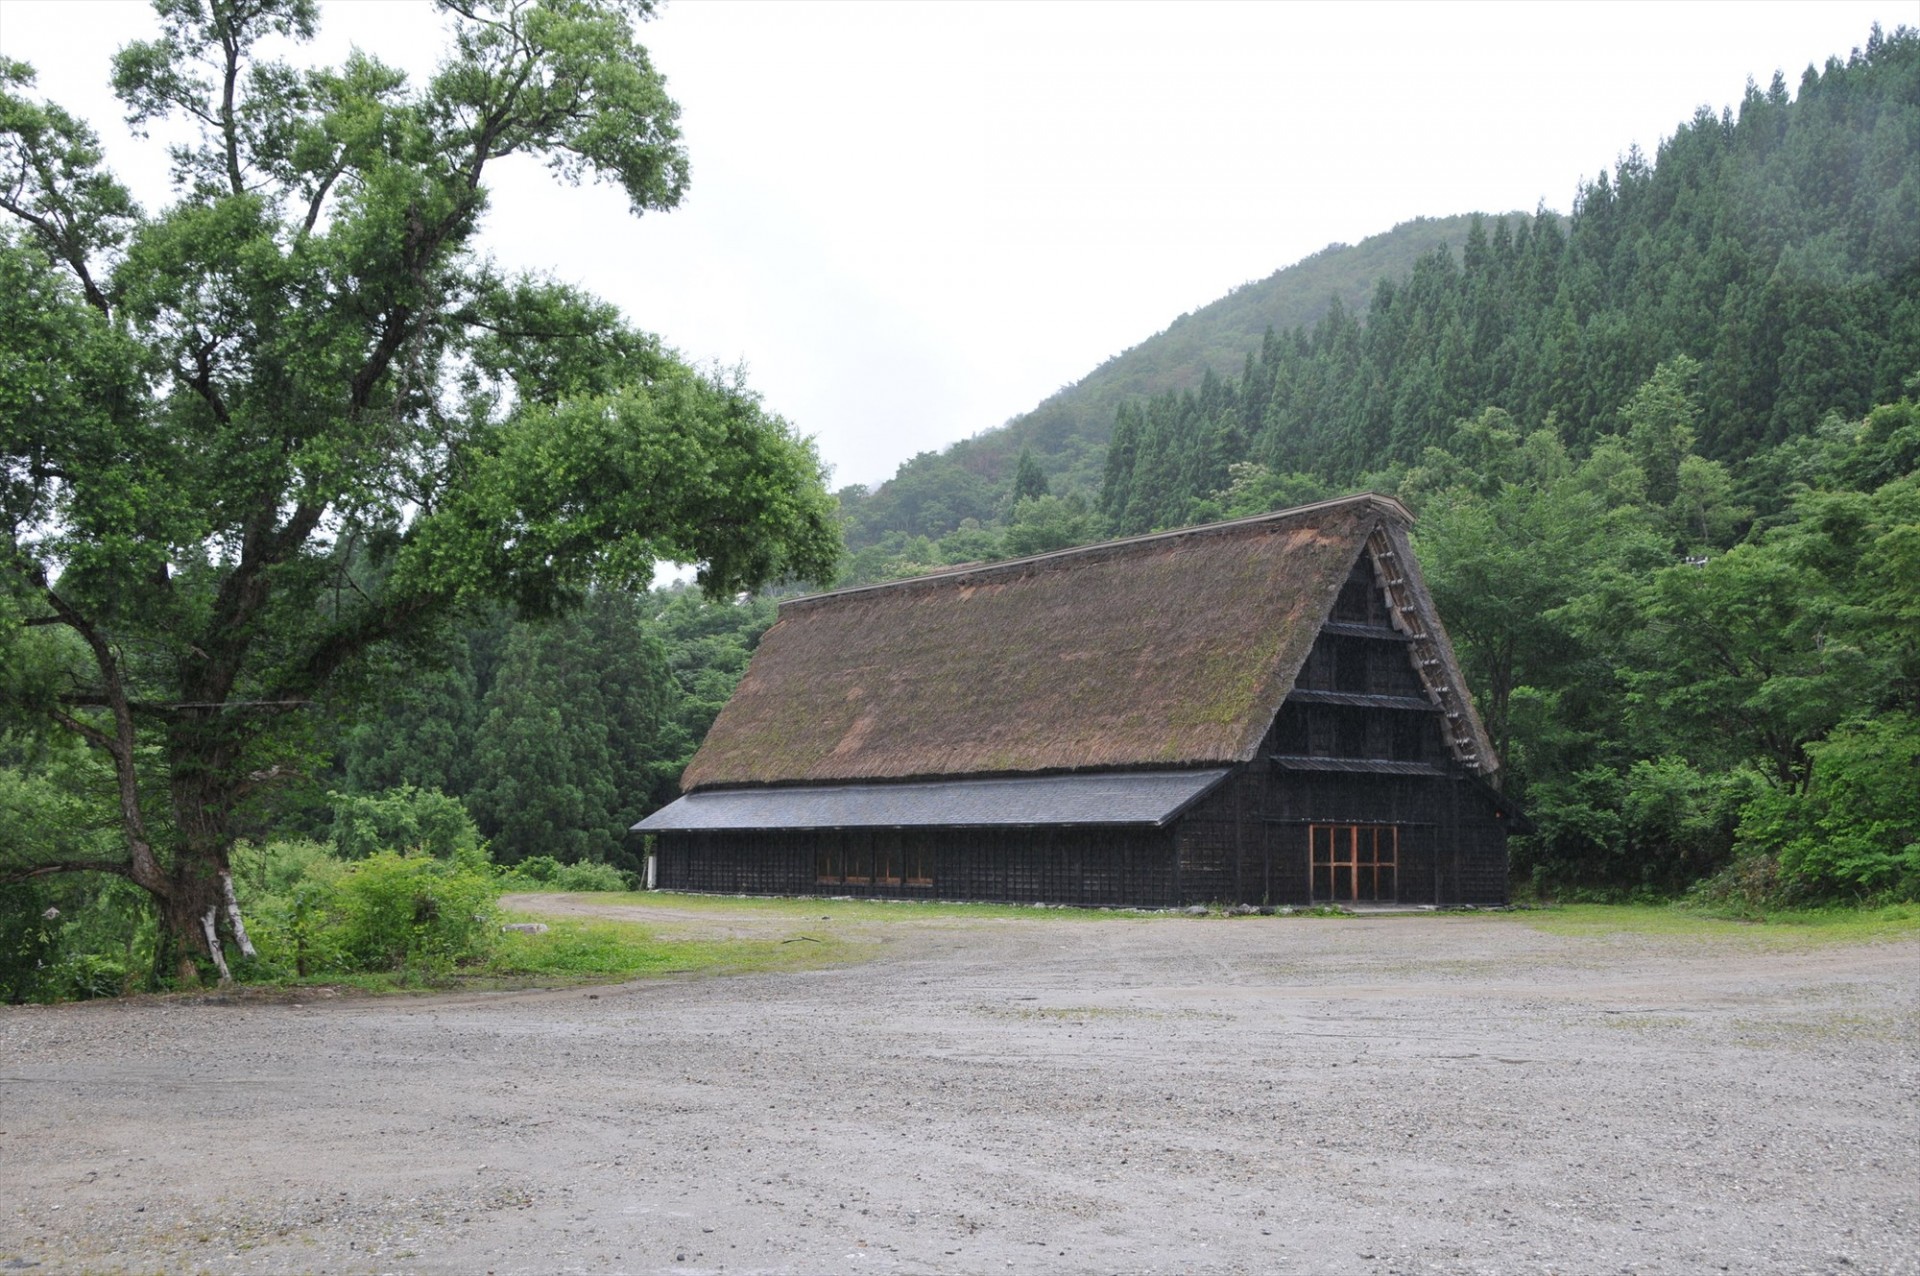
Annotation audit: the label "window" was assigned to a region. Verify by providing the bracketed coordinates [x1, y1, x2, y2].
[904, 843, 932, 887]
[842, 836, 871, 885]
[1310, 824, 1398, 903]
[817, 836, 932, 888]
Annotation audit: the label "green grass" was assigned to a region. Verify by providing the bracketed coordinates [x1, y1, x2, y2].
[1507, 901, 1920, 945]
[488, 913, 859, 981]
[525, 889, 1148, 923]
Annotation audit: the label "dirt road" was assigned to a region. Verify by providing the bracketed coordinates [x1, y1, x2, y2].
[3, 903, 1916, 1275]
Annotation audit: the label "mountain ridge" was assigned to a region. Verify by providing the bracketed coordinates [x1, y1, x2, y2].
[841, 210, 1529, 545]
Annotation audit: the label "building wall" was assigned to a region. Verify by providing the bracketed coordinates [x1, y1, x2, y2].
[655, 825, 1182, 907]
[1173, 765, 1511, 906]
[652, 764, 1510, 908]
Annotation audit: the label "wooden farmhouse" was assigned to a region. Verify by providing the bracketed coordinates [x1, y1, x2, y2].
[636, 493, 1521, 907]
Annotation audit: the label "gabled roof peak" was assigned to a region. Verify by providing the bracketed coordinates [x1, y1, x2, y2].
[784, 491, 1413, 614]
[680, 491, 1476, 792]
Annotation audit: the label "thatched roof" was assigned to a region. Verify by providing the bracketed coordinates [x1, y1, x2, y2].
[681, 493, 1493, 791]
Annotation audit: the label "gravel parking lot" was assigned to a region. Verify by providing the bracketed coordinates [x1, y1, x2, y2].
[3, 900, 1916, 1275]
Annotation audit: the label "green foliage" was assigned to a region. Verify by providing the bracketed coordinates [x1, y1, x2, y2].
[468, 590, 678, 866]
[846, 27, 1920, 565]
[0, 881, 62, 1003]
[1011, 446, 1050, 503]
[498, 855, 632, 891]
[840, 214, 1504, 550]
[1001, 494, 1100, 559]
[0, 0, 840, 972]
[329, 851, 498, 975]
[329, 784, 482, 860]
[0, 872, 149, 1003]
[1403, 374, 1916, 899]
[1732, 714, 1920, 901]
[245, 843, 498, 978]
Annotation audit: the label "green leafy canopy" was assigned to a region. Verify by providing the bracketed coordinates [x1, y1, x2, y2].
[0, 0, 839, 977]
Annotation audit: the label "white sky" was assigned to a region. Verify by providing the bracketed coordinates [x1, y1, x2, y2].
[0, 0, 1908, 489]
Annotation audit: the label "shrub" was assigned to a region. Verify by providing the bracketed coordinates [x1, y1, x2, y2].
[329, 785, 483, 860]
[332, 852, 499, 975]
[0, 881, 62, 1004]
[510, 854, 563, 883]
[550, 860, 633, 891]
[1730, 714, 1920, 903]
[246, 848, 499, 978]
[496, 856, 632, 892]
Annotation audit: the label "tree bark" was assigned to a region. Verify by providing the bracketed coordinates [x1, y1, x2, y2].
[160, 719, 251, 985]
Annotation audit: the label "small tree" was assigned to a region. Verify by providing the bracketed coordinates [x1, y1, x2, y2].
[0, 0, 839, 982]
[1010, 446, 1050, 503]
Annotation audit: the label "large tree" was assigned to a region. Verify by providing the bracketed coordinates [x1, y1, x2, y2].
[0, 0, 839, 980]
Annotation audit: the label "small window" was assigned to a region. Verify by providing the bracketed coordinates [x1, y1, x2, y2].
[904, 842, 932, 887]
[843, 835, 871, 885]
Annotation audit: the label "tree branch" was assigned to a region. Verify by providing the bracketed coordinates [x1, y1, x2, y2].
[0, 859, 134, 885]
[0, 193, 110, 315]
[32, 571, 170, 897]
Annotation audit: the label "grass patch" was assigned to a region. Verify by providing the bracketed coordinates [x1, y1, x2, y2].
[539, 890, 1146, 923]
[489, 913, 858, 981]
[1509, 901, 1920, 945]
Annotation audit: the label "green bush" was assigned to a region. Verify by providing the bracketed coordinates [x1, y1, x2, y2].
[329, 785, 483, 860]
[0, 881, 62, 1004]
[550, 860, 633, 891]
[246, 844, 500, 978]
[496, 856, 633, 892]
[509, 854, 564, 883]
[333, 851, 499, 974]
[1729, 714, 1920, 903]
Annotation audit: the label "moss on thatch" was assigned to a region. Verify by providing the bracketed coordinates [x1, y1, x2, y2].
[682, 494, 1459, 790]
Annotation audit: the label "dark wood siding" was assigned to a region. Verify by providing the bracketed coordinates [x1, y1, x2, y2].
[654, 766, 1510, 909]
[1162, 762, 1510, 907]
[656, 826, 1181, 908]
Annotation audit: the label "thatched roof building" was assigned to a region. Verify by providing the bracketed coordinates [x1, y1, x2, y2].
[639, 493, 1517, 907]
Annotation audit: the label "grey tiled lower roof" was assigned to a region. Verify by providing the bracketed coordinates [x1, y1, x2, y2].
[634, 769, 1232, 833]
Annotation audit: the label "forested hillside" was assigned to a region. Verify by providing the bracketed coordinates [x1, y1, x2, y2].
[838, 213, 1503, 545]
[845, 28, 1918, 565]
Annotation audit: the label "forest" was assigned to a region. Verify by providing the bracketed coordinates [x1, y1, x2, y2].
[821, 24, 1920, 910]
[4, 12, 1916, 999]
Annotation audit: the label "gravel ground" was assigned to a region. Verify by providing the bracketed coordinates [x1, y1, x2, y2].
[2, 901, 1917, 1276]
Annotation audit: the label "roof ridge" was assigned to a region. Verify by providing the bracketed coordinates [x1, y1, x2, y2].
[784, 490, 1411, 612]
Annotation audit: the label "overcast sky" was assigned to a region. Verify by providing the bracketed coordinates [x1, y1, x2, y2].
[0, 0, 1908, 488]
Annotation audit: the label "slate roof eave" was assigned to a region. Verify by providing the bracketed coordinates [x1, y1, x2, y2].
[634, 768, 1234, 833]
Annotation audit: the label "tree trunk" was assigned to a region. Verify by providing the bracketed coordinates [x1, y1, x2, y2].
[160, 745, 255, 985]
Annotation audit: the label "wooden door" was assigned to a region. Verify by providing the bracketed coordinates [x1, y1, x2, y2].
[1309, 824, 1398, 903]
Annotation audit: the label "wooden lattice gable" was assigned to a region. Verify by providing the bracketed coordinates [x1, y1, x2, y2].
[679, 493, 1494, 792]
[1361, 521, 1498, 774]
